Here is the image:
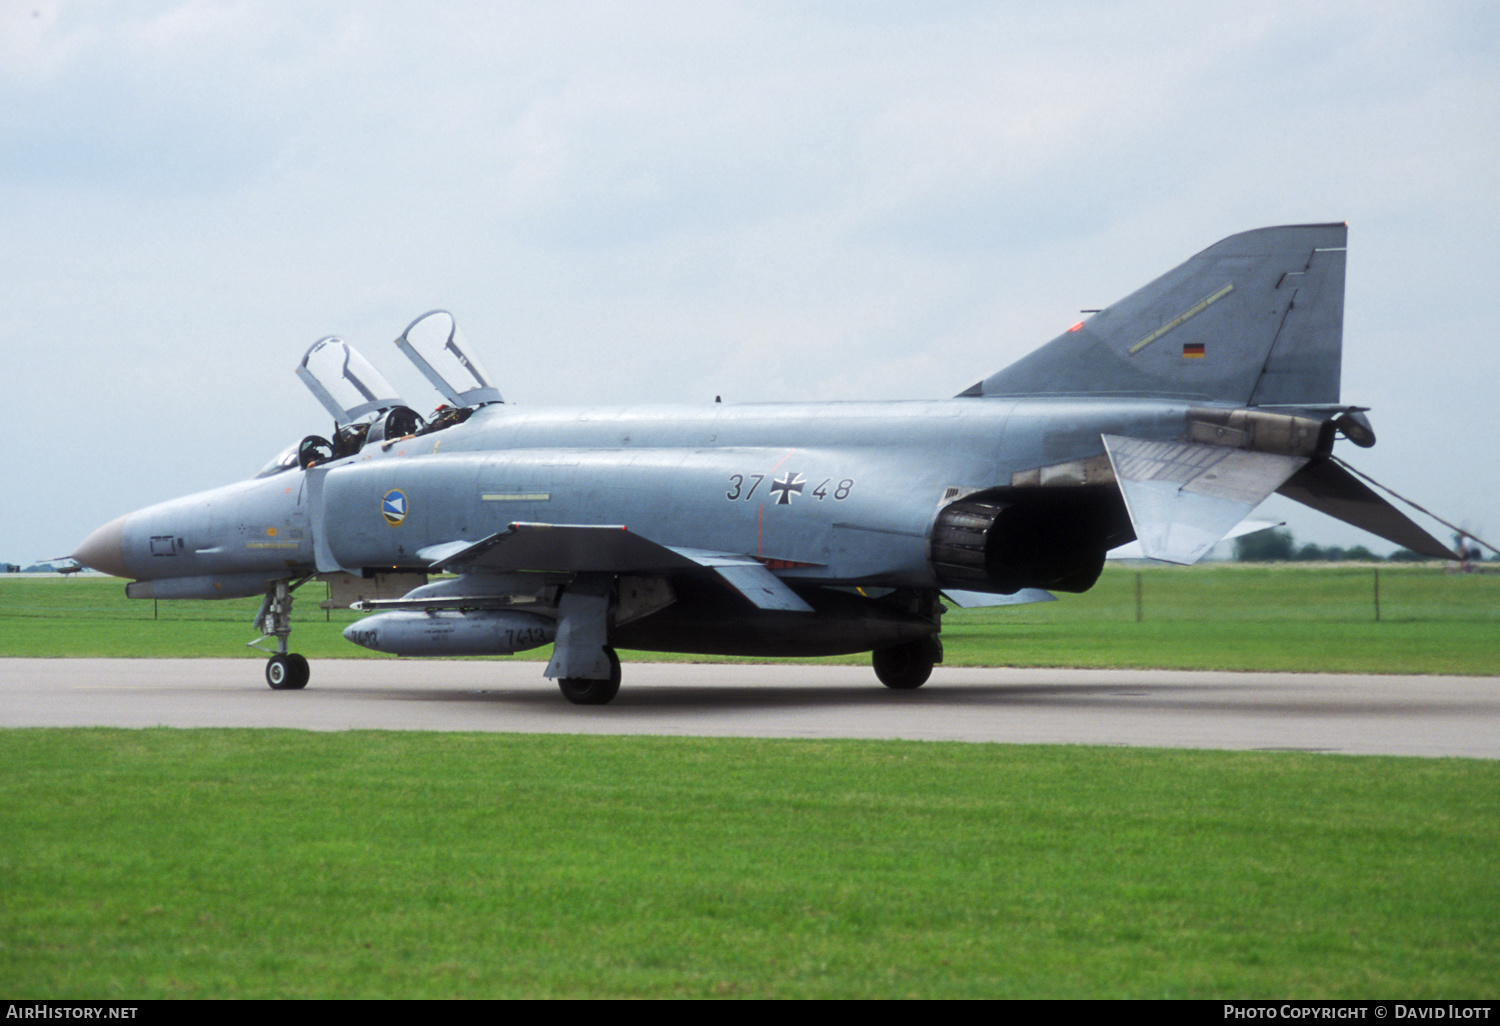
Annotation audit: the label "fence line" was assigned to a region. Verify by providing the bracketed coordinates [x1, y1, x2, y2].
[4, 567, 1499, 625]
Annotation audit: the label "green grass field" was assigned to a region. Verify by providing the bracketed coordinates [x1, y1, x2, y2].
[2, 567, 1497, 998]
[2, 729, 1496, 999]
[4, 565, 1497, 674]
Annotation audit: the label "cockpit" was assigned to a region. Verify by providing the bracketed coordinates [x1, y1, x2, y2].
[254, 311, 501, 478]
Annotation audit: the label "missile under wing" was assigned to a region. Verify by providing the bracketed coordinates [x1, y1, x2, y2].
[71, 223, 1455, 702]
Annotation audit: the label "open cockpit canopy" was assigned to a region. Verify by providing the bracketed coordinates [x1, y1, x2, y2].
[262, 316, 500, 478]
[395, 310, 502, 409]
[297, 336, 407, 426]
[279, 336, 426, 471]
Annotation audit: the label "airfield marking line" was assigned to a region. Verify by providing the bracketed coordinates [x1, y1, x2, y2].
[67, 685, 168, 690]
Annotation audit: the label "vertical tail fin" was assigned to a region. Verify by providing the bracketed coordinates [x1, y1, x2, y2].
[962, 223, 1347, 405]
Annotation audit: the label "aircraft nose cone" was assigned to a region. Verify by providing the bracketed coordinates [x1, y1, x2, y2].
[73, 516, 130, 578]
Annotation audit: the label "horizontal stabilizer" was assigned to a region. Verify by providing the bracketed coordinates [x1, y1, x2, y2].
[1276, 460, 1458, 559]
[1103, 435, 1307, 564]
[434, 523, 813, 612]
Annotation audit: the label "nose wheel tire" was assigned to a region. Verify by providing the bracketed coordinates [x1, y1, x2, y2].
[266, 653, 310, 690]
[558, 647, 622, 705]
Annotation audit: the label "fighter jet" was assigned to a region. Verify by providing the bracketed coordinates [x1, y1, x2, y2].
[71, 223, 1454, 703]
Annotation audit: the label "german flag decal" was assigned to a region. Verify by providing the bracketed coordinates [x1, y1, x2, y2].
[1182, 342, 1205, 359]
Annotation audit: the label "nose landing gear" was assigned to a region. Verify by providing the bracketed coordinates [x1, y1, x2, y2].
[255, 577, 312, 690]
[266, 652, 311, 690]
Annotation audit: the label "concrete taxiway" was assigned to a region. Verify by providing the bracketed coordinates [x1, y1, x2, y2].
[2, 658, 1497, 758]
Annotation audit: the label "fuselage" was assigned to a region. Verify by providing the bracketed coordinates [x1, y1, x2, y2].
[76, 394, 1202, 595]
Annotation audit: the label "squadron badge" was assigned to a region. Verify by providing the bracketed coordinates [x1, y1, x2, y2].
[381, 489, 408, 526]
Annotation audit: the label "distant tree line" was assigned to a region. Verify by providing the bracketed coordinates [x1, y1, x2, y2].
[1233, 528, 1479, 563]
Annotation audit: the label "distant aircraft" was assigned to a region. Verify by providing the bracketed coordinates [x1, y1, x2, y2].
[30, 557, 83, 576]
[72, 224, 1454, 702]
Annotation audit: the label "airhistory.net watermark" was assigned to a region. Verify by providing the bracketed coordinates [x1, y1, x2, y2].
[5, 1007, 137, 1019]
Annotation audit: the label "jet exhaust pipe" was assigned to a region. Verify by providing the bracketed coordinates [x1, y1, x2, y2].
[342, 609, 556, 657]
[929, 495, 1117, 594]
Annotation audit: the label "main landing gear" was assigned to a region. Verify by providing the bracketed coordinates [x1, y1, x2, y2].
[557, 646, 622, 705]
[872, 637, 942, 690]
[547, 578, 624, 705]
[255, 577, 311, 690]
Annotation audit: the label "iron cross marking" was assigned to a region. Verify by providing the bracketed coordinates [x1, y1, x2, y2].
[770, 472, 805, 505]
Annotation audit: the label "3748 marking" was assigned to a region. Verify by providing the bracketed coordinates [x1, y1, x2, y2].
[727, 473, 853, 503]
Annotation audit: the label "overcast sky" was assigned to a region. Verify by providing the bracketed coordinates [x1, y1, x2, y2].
[5, 0, 1497, 565]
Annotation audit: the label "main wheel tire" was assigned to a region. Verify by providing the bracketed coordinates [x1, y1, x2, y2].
[872, 639, 938, 690]
[558, 647, 622, 705]
[267, 653, 310, 690]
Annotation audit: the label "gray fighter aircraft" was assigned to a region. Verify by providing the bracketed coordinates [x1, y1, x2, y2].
[71, 223, 1454, 703]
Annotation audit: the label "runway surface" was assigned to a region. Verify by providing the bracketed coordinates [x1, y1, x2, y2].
[3, 658, 1497, 758]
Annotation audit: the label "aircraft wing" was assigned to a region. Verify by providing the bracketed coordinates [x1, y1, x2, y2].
[431, 523, 814, 612]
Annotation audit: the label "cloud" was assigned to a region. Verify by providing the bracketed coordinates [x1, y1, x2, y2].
[5, 0, 1498, 561]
